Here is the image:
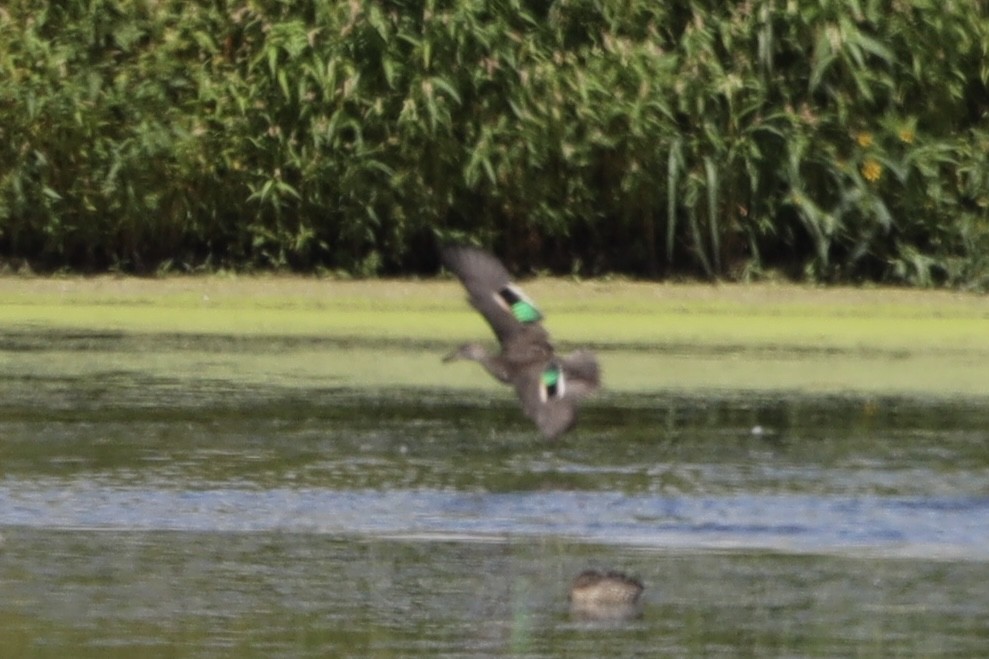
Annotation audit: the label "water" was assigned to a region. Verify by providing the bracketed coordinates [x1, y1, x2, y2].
[3, 336, 989, 655]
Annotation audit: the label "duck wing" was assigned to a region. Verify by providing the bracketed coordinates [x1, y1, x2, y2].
[441, 245, 550, 347]
[557, 350, 601, 398]
[511, 360, 585, 439]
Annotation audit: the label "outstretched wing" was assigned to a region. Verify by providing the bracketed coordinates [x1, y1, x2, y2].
[512, 360, 594, 439]
[441, 245, 549, 346]
[557, 350, 601, 398]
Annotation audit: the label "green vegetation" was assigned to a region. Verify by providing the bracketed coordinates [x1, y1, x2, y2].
[3, 277, 989, 398]
[1, 1, 987, 284]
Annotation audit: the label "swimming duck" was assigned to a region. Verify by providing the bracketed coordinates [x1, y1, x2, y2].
[569, 569, 644, 619]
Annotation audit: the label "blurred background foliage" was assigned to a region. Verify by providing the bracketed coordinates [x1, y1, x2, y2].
[1, 0, 987, 285]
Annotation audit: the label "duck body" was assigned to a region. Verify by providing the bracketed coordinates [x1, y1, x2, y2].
[569, 569, 644, 606]
[569, 569, 644, 619]
[441, 246, 600, 439]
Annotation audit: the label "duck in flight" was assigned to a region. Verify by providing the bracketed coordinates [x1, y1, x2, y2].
[441, 245, 600, 439]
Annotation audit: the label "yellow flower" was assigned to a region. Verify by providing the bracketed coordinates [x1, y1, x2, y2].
[861, 158, 882, 182]
[898, 128, 915, 144]
[855, 131, 874, 148]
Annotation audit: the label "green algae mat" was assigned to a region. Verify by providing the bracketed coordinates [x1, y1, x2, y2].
[2, 276, 988, 399]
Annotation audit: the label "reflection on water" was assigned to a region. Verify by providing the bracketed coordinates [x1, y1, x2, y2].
[2, 333, 989, 654]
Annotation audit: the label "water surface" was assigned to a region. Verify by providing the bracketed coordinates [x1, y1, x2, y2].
[2, 331, 989, 655]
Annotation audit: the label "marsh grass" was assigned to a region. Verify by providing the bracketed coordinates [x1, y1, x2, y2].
[2, 277, 989, 398]
[2, 1, 988, 284]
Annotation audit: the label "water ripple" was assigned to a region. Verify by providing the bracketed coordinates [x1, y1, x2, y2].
[2, 481, 987, 561]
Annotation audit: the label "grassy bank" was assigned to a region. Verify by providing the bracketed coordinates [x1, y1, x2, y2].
[2, 276, 989, 399]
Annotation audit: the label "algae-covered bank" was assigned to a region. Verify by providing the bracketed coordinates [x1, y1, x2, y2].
[2, 276, 989, 400]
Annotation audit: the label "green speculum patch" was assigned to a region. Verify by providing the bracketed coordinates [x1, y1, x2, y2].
[499, 286, 543, 324]
[541, 365, 560, 388]
[511, 301, 542, 324]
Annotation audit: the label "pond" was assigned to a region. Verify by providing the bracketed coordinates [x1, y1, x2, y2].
[2, 331, 989, 656]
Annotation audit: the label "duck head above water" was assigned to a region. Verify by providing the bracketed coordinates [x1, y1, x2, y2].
[569, 569, 645, 620]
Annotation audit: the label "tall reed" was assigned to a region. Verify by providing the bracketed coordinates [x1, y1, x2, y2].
[1, 1, 987, 286]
